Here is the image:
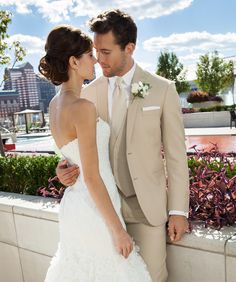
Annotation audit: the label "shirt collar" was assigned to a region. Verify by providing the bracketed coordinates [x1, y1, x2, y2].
[108, 62, 136, 88]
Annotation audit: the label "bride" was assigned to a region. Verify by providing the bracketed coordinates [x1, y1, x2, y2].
[39, 25, 152, 281]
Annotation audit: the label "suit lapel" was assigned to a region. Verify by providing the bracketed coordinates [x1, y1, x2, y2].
[97, 77, 109, 123]
[127, 65, 146, 144]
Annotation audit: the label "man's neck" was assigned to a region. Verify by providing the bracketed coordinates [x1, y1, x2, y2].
[119, 59, 134, 77]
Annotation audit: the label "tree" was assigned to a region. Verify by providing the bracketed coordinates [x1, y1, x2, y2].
[0, 10, 26, 156]
[196, 51, 234, 96]
[0, 10, 26, 87]
[156, 50, 190, 94]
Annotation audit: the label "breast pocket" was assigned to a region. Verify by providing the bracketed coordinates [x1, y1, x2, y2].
[142, 105, 161, 114]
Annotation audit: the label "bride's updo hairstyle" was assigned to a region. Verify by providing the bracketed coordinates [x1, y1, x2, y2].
[38, 25, 92, 85]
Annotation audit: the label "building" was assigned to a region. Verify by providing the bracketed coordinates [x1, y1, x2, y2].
[0, 90, 19, 119]
[36, 75, 56, 113]
[3, 62, 40, 110]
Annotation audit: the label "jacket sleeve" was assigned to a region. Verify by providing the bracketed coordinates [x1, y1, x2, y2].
[81, 85, 97, 105]
[161, 82, 189, 213]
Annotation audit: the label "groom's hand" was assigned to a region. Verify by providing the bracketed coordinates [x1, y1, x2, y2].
[167, 215, 189, 242]
[56, 160, 80, 186]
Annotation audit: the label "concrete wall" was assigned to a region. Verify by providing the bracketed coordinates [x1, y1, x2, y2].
[183, 111, 231, 128]
[0, 192, 235, 282]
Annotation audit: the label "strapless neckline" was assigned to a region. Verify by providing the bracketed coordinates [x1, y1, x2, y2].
[60, 117, 109, 152]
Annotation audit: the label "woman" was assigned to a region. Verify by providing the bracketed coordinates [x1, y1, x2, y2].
[39, 25, 152, 281]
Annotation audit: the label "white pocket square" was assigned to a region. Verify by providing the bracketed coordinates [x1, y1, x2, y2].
[142, 106, 160, 111]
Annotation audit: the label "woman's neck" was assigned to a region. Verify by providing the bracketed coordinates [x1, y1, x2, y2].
[61, 77, 83, 98]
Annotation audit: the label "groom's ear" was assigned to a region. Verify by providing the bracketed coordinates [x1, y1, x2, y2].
[125, 43, 135, 55]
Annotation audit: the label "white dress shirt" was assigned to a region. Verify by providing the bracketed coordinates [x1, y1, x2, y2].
[108, 62, 136, 118]
[107, 62, 188, 218]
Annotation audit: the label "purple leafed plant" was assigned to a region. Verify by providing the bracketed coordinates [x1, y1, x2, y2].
[182, 108, 195, 114]
[37, 143, 236, 230]
[37, 176, 65, 202]
[188, 144, 236, 229]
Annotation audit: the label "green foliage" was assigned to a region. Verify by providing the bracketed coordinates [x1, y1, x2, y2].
[0, 155, 60, 195]
[0, 10, 26, 86]
[156, 50, 190, 94]
[197, 104, 236, 112]
[196, 51, 234, 96]
[188, 153, 236, 179]
[0, 10, 12, 65]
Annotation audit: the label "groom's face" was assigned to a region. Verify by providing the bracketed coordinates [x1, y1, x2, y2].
[93, 31, 128, 77]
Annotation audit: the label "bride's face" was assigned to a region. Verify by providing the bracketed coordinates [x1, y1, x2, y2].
[77, 50, 97, 80]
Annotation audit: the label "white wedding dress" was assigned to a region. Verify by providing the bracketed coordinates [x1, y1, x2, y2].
[44, 118, 152, 282]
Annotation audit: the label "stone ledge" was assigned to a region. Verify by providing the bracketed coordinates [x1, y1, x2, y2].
[0, 192, 235, 282]
[1, 192, 235, 256]
[167, 222, 236, 257]
[0, 192, 59, 221]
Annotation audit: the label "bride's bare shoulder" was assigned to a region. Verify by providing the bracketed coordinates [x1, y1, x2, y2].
[48, 94, 59, 115]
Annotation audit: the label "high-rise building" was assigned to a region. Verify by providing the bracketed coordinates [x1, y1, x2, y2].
[36, 75, 56, 113]
[3, 62, 39, 110]
[0, 90, 19, 118]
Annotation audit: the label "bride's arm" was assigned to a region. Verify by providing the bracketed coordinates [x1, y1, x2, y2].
[71, 99, 133, 258]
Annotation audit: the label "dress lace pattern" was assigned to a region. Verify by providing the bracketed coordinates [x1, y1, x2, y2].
[44, 118, 152, 282]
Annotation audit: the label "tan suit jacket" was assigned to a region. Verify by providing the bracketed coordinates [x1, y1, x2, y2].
[81, 64, 189, 226]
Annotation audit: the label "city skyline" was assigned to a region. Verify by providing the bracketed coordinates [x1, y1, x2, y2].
[0, 62, 56, 118]
[0, 0, 236, 83]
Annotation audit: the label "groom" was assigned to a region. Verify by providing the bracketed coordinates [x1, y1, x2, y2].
[56, 9, 189, 282]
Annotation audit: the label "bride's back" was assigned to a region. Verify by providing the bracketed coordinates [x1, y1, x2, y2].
[49, 92, 79, 149]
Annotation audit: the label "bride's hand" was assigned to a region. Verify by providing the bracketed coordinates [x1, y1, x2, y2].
[112, 228, 134, 258]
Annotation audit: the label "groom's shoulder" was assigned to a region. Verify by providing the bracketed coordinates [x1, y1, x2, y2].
[83, 76, 106, 91]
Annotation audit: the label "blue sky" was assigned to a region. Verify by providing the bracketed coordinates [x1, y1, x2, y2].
[1, 0, 236, 83]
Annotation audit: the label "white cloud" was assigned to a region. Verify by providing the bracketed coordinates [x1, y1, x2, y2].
[6, 34, 45, 55]
[36, 1, 73, 23]
[179, 53, 202, 62]
[185, 64, 196, 80]
[142, 31, 236, 80]
[136, 61, 154, 73]
[0, 0, 193, 23]
[72, 0, 194, 20]
[0, 0, 34, 14]
[143, 31, 236, 53]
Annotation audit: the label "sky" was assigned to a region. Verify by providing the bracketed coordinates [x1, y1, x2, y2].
[1, 0, 236, 83]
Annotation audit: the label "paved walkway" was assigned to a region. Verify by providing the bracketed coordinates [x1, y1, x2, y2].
[10, 127, 236, 154]
[185, 127, 236, 153]
[185, 126, 236, 136]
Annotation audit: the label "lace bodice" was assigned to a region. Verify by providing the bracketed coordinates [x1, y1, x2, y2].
[59, 118, 119, 207]
[60, 118, 110, 167]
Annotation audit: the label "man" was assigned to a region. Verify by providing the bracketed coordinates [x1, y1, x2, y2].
[56, 9, 189, 282]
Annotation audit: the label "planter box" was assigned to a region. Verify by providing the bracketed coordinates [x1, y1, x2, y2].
[0, 192, 235, 282]
[183, 111, 230, 128]
[191, 101, 222, 109]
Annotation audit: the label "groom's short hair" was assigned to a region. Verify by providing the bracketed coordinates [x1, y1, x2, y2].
[88, 9, 137, 50]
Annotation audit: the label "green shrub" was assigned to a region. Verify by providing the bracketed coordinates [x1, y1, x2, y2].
[0, 154, 60, 195]
[198, 104, 236, 112]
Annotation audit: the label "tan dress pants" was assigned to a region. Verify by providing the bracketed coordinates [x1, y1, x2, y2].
[120, 195, 168, 282]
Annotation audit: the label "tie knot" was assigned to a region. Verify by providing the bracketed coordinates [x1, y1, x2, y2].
[116, 77, 123, 88]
